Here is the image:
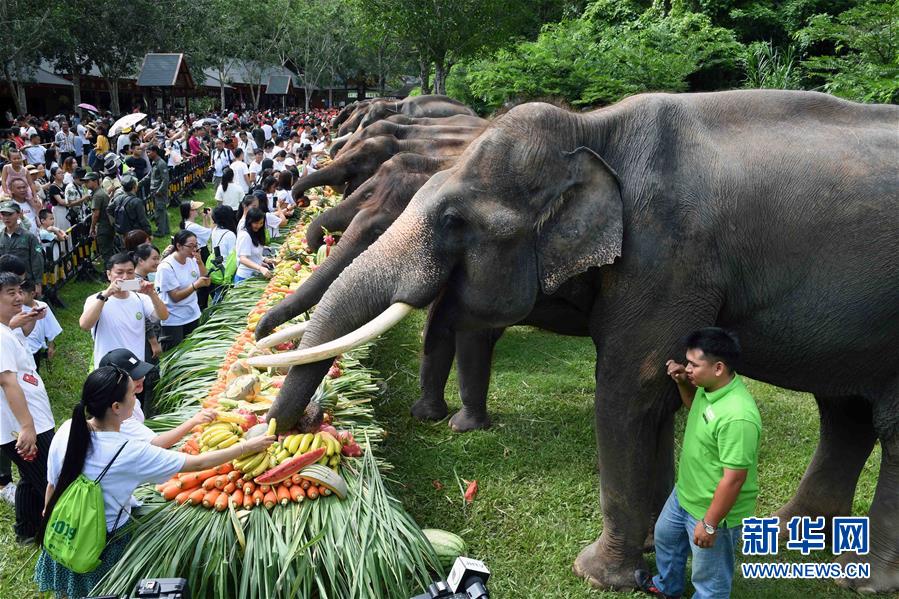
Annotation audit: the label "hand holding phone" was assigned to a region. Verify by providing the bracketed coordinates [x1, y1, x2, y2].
[119, 278, 142, 292]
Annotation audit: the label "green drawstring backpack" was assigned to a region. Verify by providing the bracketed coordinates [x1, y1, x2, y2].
[44, 442, 127, 573]
[206, 230, 238, 285]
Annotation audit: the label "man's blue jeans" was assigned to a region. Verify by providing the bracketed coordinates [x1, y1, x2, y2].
[653, 488, 742, 599]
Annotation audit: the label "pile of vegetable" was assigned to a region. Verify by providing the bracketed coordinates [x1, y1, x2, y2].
[93, 192, 444, 598]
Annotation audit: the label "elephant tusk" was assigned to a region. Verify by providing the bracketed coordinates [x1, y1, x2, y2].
[246, 303, 414, 368]
[255, 321, 309, 349]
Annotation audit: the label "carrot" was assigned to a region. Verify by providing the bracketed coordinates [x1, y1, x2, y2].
[289, 485, 306, 503]
[214, 492, 230, 511]
[161, 483, 181, 501]
[178, 468, 219, 488]
[263, 490, 277, 510]
[301, 479, 311, 490]
[306, 486, 319, 500]
[282, 479, 292, 488]
[214, 463, 233, 475]
[202, 476, 219, 491]
[230, 489, 244, 507]
[187, 488, 206, 505]
[243, 491, 255, 509]
[227, 470, 242, 482]
[290, 473, 303, 485]
[214, 474, 230, 490]
[277, 485, 291, 506]
[235, 478, 245, 488]
[202, 489, 221, 509]
[258, 485, 271, 495]
[223, 482, 237, 494]
[252, 489, 264, 506]
[175, 489, 193, 505]
[319, 485, 331, 497]
[243, 481, 256, 496]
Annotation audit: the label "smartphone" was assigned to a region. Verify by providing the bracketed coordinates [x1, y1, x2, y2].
[119, 279, 142, 292]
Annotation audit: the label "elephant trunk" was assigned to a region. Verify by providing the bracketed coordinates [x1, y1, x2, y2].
[290, 164, 347, 202]
[306, 201, 358, 251]
[254, 223, 372, 340]
[260, 206, 445, 430]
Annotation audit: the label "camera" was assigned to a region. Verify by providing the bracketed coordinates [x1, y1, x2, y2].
[411, 557, 490, 599]
[85, 577, 189, 599]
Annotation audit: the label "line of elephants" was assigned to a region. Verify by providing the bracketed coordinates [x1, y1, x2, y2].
[250, 92, 898, 593]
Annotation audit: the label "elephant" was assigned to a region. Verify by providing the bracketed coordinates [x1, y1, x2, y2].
[289, 133, 477, 202]
[336, 98, 384, 137]
[331, 100, 362, 129]
[251, 90, 899, 592]
[330, 114, 487, 157]
[355, 94, 477, 132]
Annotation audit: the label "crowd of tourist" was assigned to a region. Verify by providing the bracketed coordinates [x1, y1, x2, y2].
[0, 105, 337, 595]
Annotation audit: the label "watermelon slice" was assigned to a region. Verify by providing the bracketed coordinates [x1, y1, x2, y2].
[254, 448, 327, 484]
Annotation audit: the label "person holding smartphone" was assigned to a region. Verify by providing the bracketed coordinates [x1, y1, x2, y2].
[79, 253, 169, 369]
[155, 230, 210, 351]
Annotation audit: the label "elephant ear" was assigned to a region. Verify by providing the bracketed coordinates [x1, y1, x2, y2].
[536, 147, 623, 295]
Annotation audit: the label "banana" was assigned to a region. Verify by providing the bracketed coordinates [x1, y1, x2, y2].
[276, 449, 291, 463]
[200, 428, 231, 445]
[217, 436, 239, 449]
[249, 454, 271, 479]
[266, 418, 277, 436]
[204, 430, 234, 448]
[286, 435, 302, 454]
[297, 433, 314, 454]
[237, 451, 265, 473]
[201, 423, 232, 437]
[233, 452, 259, 470]
[317, 453, 329, 465]
[328, 454, 341, 467]
[319, 432, 339, 457]
[309, 433, 323, 452]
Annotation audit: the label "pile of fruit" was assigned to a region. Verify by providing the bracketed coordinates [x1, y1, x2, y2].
[96, 192, 443, 598]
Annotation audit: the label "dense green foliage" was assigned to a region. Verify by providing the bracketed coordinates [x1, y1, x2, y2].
[450, 0, 897, 111]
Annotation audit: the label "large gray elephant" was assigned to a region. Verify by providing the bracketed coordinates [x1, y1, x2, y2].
[252, 90, 899, 592]
[331, 114, 487, 157]
[356, 94, 476, 131]
[289, 135, 473, 202]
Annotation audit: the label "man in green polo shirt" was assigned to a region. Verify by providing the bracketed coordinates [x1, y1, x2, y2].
[636, 327, 761, 599]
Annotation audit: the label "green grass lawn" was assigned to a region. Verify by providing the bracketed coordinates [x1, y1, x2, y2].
[0, 197, 882, 597]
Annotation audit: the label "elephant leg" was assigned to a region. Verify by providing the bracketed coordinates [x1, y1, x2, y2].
[774, 396, 876, 530]
[643, 408, 677, 553]
[449, 328, 504, 432]
[411, 327, 452, 421]
[835, 411, 899, 593]
[574, 295, 717, 590]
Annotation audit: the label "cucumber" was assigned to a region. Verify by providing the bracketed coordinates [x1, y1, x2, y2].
[421, 529, 467, 569]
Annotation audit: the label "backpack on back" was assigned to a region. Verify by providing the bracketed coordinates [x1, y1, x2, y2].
[43, 442, 127, 573]
[108, 194, 135, 235]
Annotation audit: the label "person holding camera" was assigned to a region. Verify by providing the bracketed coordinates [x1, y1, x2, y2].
[34, 366, 275, 598]
[155, 230, 210, 351]
[80, 253, 169, 370]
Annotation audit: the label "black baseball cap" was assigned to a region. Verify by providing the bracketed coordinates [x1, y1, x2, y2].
[99, 348, 154, 379]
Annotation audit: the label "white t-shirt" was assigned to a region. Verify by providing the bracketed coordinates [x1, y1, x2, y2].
[22, 302, 63, 353]
[119, 410, 155, 443]
[248, 160, 263, 180]
[185, 221, 212, 246]
[14, 200, 40, 237]
[210, 228, 236, 260]
[23, 144, 45, 166]
[275, 188, 294, 207]
[235, 229, 264, 279]
[261, 124, 273, 141]
[0, 323, 55, 445]
[87, 291, 158, 368]
[48, 421, 185, 531]
[230, 160, 250, 194]
[215, 184, 244, 210]
[155, 255, 202, 326]
[116, 134, 131, 154]
[237, 212, 282, 240]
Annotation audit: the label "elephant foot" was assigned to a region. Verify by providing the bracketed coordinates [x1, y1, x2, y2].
[449, 408, 491, 432]
[834, 550, 899, 594]
[572, 537, 645, 590]
[772, 497, 848, 541]
[410, 397, 448, 421]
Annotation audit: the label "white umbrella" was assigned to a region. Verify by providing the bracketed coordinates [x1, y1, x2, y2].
[109, 112, 147, 136]
[192, 117, 219, 128]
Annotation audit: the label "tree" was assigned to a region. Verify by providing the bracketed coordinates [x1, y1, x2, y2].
[47, 0, 95, 117]
[0, 0, 55, 115]
[795, 0, 899, 103]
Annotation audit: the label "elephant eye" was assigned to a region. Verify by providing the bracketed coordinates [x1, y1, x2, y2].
[440, 210, 465, 230]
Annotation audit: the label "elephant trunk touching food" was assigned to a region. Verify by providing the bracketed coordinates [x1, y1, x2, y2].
[254, 193, 451, 430]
